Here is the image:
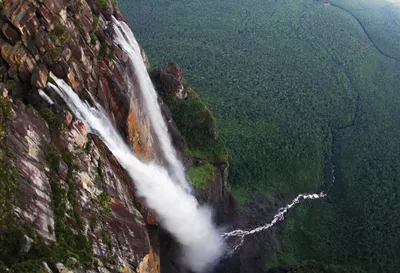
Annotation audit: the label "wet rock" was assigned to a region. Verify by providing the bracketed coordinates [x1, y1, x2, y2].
[42, 0, 66, 14]
[51, 60, 69, 79]
[7, 1, 36, 34]
[62, 48, 72, 62]
[167, 61, 183, 82]
[21, 32, 40, 60]
[150, 69, 188, 99]
[37, 6, 56, 30]
[19, 62, 31, 82]
[43, 262, 54, 273]
[146, 209, 158, 226]
[1, 23, 21, 45]
[31, 65, 49, 88]
[20, 235, 34, 253]
[0, 1, 229, 273]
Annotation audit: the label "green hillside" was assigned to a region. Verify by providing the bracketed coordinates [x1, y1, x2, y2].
[118, 0, 400, 271]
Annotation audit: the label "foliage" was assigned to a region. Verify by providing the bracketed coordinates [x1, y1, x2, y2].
[48, 26, 68, 46]
[92, 15, 100, 32]
[163, 88, 228, 162]
[267, 261, 366, 273]
[0, 98, 11, 120]
[188, 162, 216, 190]
[98, 41, 108, 59]
[97, 0, 108, 9]
[0, 161, 18, 224]
[119, 0, 400, 271]
[39, 108, 63, 131]
[97, 159, 104, 181]
[98, 191, 111, 212]
[46, 147, 61, 173]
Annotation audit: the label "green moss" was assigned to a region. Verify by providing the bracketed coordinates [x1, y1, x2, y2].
[98, 191, 111, 213]
[39, 108, 63, 131]
[49, 27, 68, 46]
[76, 1, 84, 12]
[0, 102, 94, 271]
[101, 230, 112, 250]
[0, 97, 12, 146]
[84, 141, 92, 154]
[89, 214, 98, 231]
[97, 0, 109, 9]
[5, 81, 14, 92]
[92, 15, 100, 31]
[188, 162, 216, 190]
[10, 260, 47, 273]
[90, 33, 98, 45]
[97, 159, 104, 181]
[61, 151, 76, 178]
[0, 161, 19, 223]
[45, 148, 61, 173]
[48, 177, 94, 268]
[45, 47, 62, 61]
[0, 97, 11, 119]
[98, 41, 108, 60]
[164, 88, 228, 162]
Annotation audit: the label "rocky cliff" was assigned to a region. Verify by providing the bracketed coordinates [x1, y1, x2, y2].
[0, 1, 229, 272]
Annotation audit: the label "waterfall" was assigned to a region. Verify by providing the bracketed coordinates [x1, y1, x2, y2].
[222, 191, 327, 256]
[48, 75, 224, 273]
[111, 17, 190, 193]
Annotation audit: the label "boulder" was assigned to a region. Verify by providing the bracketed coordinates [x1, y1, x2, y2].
[31, 65, 49, 89]
[1, 23, 20, 45]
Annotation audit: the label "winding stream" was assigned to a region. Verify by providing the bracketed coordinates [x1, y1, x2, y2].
[326, 1, 400, 62]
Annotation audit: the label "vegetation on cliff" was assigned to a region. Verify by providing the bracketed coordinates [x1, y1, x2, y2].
[120, 0, 400, 271]
[151, 64, 228, 191]
[0, 0, 166, 272]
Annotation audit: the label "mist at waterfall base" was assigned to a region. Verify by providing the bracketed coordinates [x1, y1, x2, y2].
[48, 76, 225, 273]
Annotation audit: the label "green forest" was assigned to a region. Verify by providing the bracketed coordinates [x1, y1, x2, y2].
[118, 0, 400, 272]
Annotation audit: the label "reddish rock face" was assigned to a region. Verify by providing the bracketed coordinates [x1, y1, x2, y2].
[146, 209, 159, 226]
[150, 68, 188, 99]
[167, 61, 184, 82]
[31, 65, 49, 89]
[0, 0, 163, 272]
[1, 23, 20, 45]
[0, 1, 229, 272]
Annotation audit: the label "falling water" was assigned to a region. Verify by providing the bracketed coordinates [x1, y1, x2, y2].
[332, 165, 336, 184]
[48, 75, 224, 273]
[222, 191, 327, 256]
[111, 17, 190, 192]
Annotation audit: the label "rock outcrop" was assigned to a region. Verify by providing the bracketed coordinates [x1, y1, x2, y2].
[0, 0, 229, 272]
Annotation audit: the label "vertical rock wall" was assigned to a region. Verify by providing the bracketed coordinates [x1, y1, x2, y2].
[0, 1, 229, 272]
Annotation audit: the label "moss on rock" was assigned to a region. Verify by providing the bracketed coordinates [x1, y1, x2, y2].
[164, 88, 228, 162]
[188, 162, 216, 191]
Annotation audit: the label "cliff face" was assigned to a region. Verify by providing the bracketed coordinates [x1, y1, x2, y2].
[0, 1, 228, 272]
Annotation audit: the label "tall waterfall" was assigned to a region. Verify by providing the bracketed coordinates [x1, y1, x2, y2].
[48, 75, 224, 273]
[112, 17, 190, 192]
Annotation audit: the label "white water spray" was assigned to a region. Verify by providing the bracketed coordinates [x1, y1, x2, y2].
[49, 75, 224, 273]
[222, 191, 327, 256]
[111, 17, 190, 192]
